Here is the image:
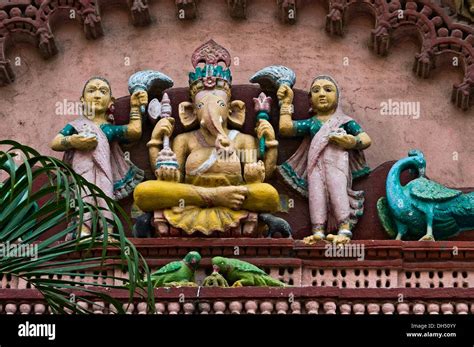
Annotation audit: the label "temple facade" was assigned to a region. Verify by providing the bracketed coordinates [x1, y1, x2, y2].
[0, 0, 473, 315]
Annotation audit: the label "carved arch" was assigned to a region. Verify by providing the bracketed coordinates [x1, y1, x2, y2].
[1, 0, 472, 109]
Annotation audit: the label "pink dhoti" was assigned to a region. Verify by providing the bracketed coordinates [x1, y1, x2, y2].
[64, 118, 144, 231]
[279, 113, 369, 233]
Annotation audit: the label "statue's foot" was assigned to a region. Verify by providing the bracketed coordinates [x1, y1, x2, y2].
[232, 280, 243, 287]
[303, 233, 326, 245]
[326, 234, 351, 246]
[77, 226, 92, 242]
[243, 212, 258, 237]
[97, 234, 119, 243]
[153, 211, 169, 236]
[164, 281, 198, 288]
[419, 234, 435, 241]
[99, 226, 119, 243]
[156, 222, 170, 236]
[213, 186, 249, 210]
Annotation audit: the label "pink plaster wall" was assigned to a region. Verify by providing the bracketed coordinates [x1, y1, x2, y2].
[0, 0, 472, 186]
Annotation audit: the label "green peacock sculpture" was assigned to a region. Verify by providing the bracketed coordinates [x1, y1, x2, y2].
[377, 150, 474, 241]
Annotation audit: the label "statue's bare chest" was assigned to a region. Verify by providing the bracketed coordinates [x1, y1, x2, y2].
[185, 146, 242, 175]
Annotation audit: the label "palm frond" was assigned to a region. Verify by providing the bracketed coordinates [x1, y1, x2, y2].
[0, 140, 153, 314]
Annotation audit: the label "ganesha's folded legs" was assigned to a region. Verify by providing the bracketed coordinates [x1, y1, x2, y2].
[241, 183, 280, 212]
[134, 181, 280, 212]
[134, 181, 205, 211]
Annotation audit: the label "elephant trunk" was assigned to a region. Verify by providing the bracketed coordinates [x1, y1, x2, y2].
[202, 103, 233, 152]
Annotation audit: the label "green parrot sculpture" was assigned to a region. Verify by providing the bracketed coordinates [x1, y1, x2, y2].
[149, 251, 202, 287]
[377, 150, 474, 241]
[211, 256, 286, 287]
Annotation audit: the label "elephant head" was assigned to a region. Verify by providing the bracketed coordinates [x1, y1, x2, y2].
[178, 89, 245, 150]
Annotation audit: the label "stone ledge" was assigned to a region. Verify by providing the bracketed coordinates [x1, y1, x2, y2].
[1, 288, 473, 314]
[2, 287, 474, 300]
[129, 238, 474, 262]
[2, 239, 474, 290]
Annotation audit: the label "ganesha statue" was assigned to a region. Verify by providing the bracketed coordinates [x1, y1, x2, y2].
[133, 40, 283, 237]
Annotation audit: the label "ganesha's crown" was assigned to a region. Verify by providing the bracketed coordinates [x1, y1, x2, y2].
[188, 40, 232, 95]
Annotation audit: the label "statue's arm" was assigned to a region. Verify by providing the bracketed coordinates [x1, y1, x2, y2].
[263, 136, 278, 179]
[125, 105, 143, 142]
[239, 133, 277, 180]
[147, 134, 163, 171]
[171, 133, 189, 182]
[125, 90, 147, 142]
[279, 107, 313, 138]
[277, 85, 301, 137]
[50, 125, 77, 151]
[279, 104, 297, 137]
[51, 134, 69, 151]
[50, 129, 97, 152]
[343, 120, 372, 150]
[147, 118, 175, 172]
[355, 132, 371, 150]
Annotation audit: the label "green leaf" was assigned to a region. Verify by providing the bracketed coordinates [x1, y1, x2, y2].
[0, 140, 154, 313]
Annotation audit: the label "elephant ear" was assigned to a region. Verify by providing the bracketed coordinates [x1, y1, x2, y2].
[228, 100, 246, 129]
[178, 101, 197, 129]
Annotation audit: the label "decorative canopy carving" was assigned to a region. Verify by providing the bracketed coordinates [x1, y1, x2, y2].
[324, 0, 474, 110]
[0, 0, 472, 109]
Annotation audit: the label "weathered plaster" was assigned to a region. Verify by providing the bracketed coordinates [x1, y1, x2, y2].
[0, 0, 472, 186]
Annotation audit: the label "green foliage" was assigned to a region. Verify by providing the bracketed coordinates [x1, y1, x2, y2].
[0, 140, 153, 314]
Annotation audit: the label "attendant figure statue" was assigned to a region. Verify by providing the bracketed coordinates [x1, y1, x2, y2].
[50, 77, 146, 239]
[277, 75, 372, 245]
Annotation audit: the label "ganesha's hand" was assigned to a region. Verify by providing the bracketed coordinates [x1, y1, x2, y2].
[130, 90, 148, 111]
[244, 160, 265, 183]
[277, 84, 294, 106]
[256, 119, 276, 142]
[329, 134, 357, 149]
[152, 117, 175, 142]
[155, 166, 181, 182]
[68, 134, 98, 151]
